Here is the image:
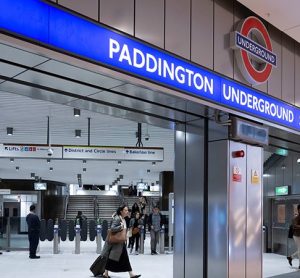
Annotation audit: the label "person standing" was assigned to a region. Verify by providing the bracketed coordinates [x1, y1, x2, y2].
[148, 206, 163, 255]
[26, 204, 40, 259]
[102, 205, 141, 278]
[287, 204, 300, 268]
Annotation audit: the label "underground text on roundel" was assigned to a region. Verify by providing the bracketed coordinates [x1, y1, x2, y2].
[108, 38, 297, 129]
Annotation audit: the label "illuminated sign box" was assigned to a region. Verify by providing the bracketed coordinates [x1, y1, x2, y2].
[1, 1, 300, 132]
[34, 182, 47, 190]
[275, 185, 290, 196]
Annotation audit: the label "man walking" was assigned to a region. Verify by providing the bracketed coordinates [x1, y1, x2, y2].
[148, 206, 163, 255]
[26, 204, 40, 259]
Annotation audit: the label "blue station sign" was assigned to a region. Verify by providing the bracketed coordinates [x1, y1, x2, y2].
[0, 0, 299, 132]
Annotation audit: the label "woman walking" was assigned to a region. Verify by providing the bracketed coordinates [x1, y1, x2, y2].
[102, 205, 141, 278]
[129, 212, 143, 255]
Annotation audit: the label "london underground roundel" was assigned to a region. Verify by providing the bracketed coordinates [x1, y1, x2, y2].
[231, 16, 277, 85]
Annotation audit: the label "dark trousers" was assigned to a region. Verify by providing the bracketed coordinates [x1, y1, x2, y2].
[28, 232, 39, 257]
[129, 233, 140, 251]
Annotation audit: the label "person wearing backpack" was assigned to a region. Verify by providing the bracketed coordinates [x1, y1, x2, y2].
[287, 204, 300, 268]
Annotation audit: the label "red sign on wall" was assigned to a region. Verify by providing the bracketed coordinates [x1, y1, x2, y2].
[233, 166, 242, 182]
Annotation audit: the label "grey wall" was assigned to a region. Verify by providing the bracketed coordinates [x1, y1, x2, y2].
[174, 119, 204, 278]
[48, 0, 300, 108]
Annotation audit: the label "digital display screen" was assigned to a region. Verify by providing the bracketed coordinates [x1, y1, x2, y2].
[34, 182, 47, 190]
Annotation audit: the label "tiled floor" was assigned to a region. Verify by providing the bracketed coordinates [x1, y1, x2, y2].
[0, 239, 299, 278]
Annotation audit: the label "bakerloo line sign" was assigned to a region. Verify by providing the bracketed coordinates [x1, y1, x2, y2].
[0, 1, 299, 131]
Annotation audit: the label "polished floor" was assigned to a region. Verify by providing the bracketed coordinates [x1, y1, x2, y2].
[0, 239, 299, 277]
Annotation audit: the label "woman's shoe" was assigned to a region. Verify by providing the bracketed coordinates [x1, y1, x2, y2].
[131, 275, 141, 278]
[102, 275, 111, 278]
[287, 256, 292, 266]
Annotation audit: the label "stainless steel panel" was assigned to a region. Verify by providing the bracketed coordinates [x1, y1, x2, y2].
[0, 62, 25, 78]
[282, 34, 295, 104]
[0, 43, 48, 67]
[185, 119, 204, 278]
[174, 124, 186, 278]
[0, 82, 77, 104]
[58, 0, 99, 21]
[268, 26, 282, 99]
[165, 0, 190, 59]
[67, 98, 174, 130]
[246, 145, 262, 278]
[229, 141, 246, 278]
[208, 140, 229, 278]
[135, 0, 164, 48]
[191, 0, 213, 69]
[16, 71, 100, 96]
[36, 60, 124, 89]
[295, 43, 300, 107]
[100, 0, 134, 35]
[214, 0, 234, 78]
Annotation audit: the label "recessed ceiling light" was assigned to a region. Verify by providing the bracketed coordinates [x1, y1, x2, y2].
[75, 129, 81, 138]
[7, 127, 13, 136]
[74, 108, 81, 117]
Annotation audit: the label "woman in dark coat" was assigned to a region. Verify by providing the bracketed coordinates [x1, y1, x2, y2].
[102, 205, 141, 278]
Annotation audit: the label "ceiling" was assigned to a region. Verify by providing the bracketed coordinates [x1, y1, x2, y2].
[237, 0, 300, 43]
[0, 41, 184, 187]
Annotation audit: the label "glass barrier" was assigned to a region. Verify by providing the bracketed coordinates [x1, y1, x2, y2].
[0, 217, 29, 251]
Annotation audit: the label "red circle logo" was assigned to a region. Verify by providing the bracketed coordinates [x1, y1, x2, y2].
[232, 16, 277, 85]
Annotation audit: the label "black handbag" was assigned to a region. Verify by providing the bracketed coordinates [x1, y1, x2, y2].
[288, 225, 294, 239]
[90, 255, 107, 277]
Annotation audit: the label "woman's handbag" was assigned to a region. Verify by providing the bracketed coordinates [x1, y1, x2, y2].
[107, 228, 127, 244]
[132, 227, 140, 235]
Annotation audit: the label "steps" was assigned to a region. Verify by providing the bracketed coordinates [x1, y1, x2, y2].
[66, 196, 96, 221]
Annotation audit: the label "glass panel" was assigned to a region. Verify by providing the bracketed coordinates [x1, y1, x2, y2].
[9, 217, 28, 249]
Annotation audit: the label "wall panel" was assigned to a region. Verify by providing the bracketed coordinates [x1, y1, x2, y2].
[191, 0, 213, 69]
[165, 0, 190, 59]
[214, 0, 234, 78]
[295, 42, 300, 107]
[185, 120, 204, 278]
[174, 124, 186, 278]
[233, 1, 251, 86]
[282, 34, 295, 104]
[135, 0, 164, 48]
[100, 0, 134, 35]
[58, 0, 99, 21]
[246, 145, 262, 278]
[268, 26, 282, 99]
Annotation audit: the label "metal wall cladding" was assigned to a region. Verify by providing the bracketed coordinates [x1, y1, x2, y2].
[191, 0, 213, 69]
[246, 145, 262, 278]
[208, 140, 229, 278]
[165, 0, 190, 59]
[100, 0, 134, 35]
[52, 0, 300, 108]
[174, 120, 205, 278]
[282, 34, 295, 105]
[135, 0, 164, 48]
[185, 120, 204, 277]
[229, 141, 247, 278]
[174, 124, 187, 278]
[295, 44, 300, 107]
[58, 0, 99, 21]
